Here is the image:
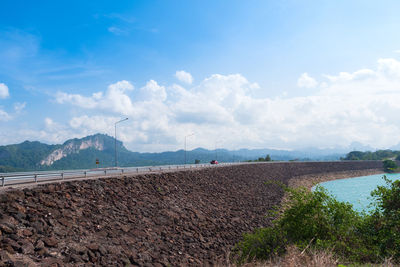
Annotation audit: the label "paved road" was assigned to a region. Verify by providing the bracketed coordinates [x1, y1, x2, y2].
[0, 162, 239, 190]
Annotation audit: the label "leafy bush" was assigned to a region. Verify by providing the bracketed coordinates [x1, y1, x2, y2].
[234, 227, 286, 262]
[233, 176, 400, 264]
[383, 159, 398, 173]
[369, 176, 400, 259]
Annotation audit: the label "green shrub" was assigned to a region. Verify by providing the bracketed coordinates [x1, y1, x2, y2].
[233, 177, 400, 264]
[369, 176, 400, 259]
[234, 227, 286, 263]
[383, 159, 397, 173]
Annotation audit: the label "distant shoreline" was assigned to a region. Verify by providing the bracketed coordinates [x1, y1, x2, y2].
[288, 168, 384, 190]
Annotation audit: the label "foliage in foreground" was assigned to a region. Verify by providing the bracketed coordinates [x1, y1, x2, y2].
[233, 176, 400, 265]
[383, 159, 398, 173]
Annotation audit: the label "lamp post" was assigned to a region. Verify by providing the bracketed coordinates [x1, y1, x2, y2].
[215, 142, 217, 161]
[184, 133, 194, 165]
[115, 118, 128, 167]
[215, 140, 222, 161]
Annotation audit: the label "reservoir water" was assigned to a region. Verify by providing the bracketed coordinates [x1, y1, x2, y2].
[316, 173, 400, 213]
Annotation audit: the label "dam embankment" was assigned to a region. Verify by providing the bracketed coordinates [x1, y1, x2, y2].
[0, 161, 383, 266]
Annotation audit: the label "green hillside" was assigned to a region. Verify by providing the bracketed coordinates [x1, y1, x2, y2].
[0, 141, 59, 172]
[343, 150, 400, 160]
[0, 133, 345, 172]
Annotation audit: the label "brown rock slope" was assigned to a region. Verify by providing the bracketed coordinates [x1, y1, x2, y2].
[0, 161, 382, 266]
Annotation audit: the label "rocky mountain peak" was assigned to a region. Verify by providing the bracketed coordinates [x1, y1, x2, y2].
[40, 134, 116, 166]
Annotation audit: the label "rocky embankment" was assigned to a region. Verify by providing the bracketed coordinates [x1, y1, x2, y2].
[0, 161, 382, 266]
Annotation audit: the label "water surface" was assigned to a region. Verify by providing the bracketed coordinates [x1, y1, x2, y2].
[315, 173, 400, 213]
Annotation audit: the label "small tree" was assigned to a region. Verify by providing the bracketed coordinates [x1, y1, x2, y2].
[370, 176, 400, 259]
[265, 154, 271, 161]
[194, 159, 200, 164]
[383, 159, 397, 173]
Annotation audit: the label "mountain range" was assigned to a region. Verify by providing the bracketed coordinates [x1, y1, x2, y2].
[0, 133, 348, 172]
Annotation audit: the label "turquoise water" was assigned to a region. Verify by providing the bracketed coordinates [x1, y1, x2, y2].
[315, 173, 400, 213]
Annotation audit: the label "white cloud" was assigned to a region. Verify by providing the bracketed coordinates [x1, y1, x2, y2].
[0, 109, 11, 121]
[140, 80, 167, 101]
[377, 58, 400, 79]
[56, 80, 135, 115]
[108, 26, 127, 35]
[47, 58, 400, 151]
[175, 70, 193, 84]
[44, 117, 55, 128]
[14, 102, 26, 113]
[323, 69, 376, 82]
[297, 73, 318, 88]
[0, 83, 10, 99]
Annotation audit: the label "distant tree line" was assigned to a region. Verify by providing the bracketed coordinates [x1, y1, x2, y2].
[342, 150, 400, 161]
[247, 154, 272, 162]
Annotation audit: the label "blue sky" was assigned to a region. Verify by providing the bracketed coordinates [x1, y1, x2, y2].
[2, 1, 400, 152]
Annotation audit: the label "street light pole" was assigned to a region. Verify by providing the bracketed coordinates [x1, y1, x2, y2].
[215, 139, 223, 161]
[184, 133, 194, 165]
[215, 142, 217, 161]
[215, 140, 220, 161]
[114, 118, 128, 167]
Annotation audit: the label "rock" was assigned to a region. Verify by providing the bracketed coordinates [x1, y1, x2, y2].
[0, 250, 15, 262]
[0, 215, 19, 225]
[36, 248, 48, 257]
[81, 252, 89, 262]
[10, 202, 27, 214]
[22, 229, 33, 237]
[86, 243, 99, 251]
[69, 243, 86, 254]
[20, 241, 35, 254]
[3, 244, 15, 254]
[43, 237, 58, 248]
[35, 240, 44, 250]
[45, 184, 56, 193]
[31, 221, 45, 234]
[58, 218, 71, 227]
[88, 250, 97, 263]
[120, 224, 130, 233]
[98, 245, 107, 256]
[40, 257, 64, 266]
[8, 233, 19, 241]
[4, 237, 21, 251]
[0, 223, 15, 234]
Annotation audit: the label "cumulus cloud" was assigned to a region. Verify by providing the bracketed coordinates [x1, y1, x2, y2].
[49, 58, 400, 151]
[140, 80, 167, 101]
[297, 73, 318, 88]
[323, 69, 376, 83]
[56, 80, 135, 115]
[0, 109, 11, 121]
[175, 70, 193, 84]
[0, 83, 10, 99]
